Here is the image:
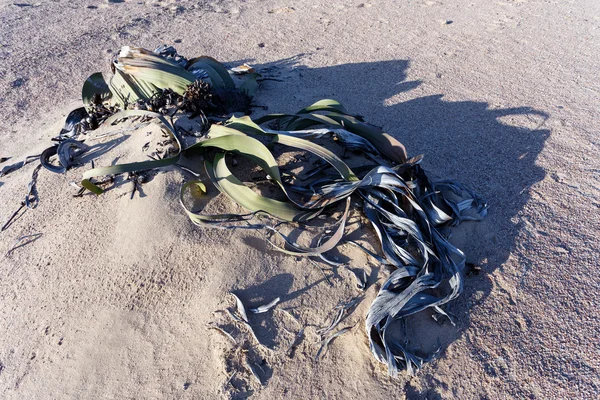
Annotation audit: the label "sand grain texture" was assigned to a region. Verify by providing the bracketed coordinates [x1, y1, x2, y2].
[0, 0, 599, 399]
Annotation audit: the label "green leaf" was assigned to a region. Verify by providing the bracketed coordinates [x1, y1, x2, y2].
[116, 47, 196, 95]
[81, 110, 181, 193]
[207, 124, 249, 138]
[273, 134, 358, 181]
[315, 111, 407, 164]
[180, 179, 264, 226]
[239, 72, 260, 97]
[82, 72, 110, 107]
[296, 99, 349, 115]
[254, 100, 408, 164]
[267, 197, 350, 256]
[187, 56, 235, 90]
[209, 152, 319, 222]
[109, 68, 143, 107]
[224, 115, 266, 136]
[186, 133, 282, 184]
[82, 156, 180, 194]
[223, 117, 357, 181]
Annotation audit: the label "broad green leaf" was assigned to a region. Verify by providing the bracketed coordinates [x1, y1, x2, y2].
[118, 62, 194, 95]
[186, 56, 235, 90]
[209, 152, 319, 222]
[253, 113, 290, 125]
[186, 133, 282, 184]
[82, 155, 180, 194]
[223, 117, 357, 182]
[296, 99, 349, 115]
[317, 111, 407, 164]
[273, 134, 358, 181]
[224, 115, 265, 136]
[285, 113, 340, 131]
[116, 47, 196, 95]
[254, 102, 408, 164]
[82, 72, 110, 107]
[207, 124, 248, 138]
[109, 68, 144, 107]
[179, 180, 258, 226]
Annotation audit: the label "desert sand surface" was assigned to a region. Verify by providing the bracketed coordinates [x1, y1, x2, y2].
[0, 0, 599, 399]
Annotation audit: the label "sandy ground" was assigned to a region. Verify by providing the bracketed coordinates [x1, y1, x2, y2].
[0, 0, 599, 398]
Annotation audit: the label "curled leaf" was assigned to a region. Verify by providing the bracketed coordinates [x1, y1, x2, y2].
[230, 292, 249, 323]
[250, 297, 280, 314]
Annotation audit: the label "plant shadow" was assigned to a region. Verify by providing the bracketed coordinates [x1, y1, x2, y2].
[233, 271, 329, 350]
[234, 55, 549, 380]
[80, 134, 130, 163]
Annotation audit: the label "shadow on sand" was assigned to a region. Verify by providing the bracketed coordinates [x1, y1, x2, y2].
[231, 54, 549, 394]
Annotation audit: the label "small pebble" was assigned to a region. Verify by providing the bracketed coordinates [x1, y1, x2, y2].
[11, 78, 25, 88]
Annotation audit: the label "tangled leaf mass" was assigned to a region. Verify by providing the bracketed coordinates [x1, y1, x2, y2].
[28, 45, 488, 376]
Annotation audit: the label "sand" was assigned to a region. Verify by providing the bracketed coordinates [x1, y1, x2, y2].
[0, 0, 599, 398]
